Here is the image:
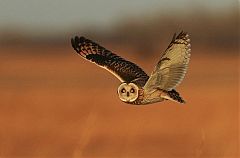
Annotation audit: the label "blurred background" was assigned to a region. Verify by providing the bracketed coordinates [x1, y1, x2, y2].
[0, 0, 239, 157]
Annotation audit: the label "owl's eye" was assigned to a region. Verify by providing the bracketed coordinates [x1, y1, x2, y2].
[121, 88, 126, 93]
[130, 88, 135, 93]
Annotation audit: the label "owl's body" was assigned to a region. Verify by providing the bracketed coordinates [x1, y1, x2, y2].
[118, 83, 184, 105]
[71, 31, 191, 105]
[130, 87, 165, 105]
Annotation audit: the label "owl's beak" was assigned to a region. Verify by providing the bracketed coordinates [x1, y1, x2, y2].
[127, 92, 130, 97]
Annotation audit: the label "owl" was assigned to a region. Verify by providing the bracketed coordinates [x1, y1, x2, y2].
[71, 31, 191, 105]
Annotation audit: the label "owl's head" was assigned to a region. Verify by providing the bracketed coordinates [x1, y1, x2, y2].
[117, 83, 139, 103]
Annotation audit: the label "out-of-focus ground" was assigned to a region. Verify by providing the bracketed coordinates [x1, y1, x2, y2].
[0, 44, 238, 157]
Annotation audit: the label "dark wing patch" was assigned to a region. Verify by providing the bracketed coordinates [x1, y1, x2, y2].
[71, 36, 149, 87]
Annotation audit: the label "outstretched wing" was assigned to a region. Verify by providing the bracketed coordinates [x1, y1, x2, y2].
[71, 36, 149, 87]
[144, 31, 191, 91]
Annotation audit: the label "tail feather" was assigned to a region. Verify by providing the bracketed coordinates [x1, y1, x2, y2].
[162, 89, 185, 104]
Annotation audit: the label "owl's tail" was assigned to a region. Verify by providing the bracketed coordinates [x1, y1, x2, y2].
[162, 89, 185, 104]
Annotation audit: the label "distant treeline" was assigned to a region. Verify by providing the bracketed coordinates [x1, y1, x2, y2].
[0, 9, 238, 55]
[101, 10, 239, 54]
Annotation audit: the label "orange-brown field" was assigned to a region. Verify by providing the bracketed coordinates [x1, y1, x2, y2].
[0, 46, 239, 158]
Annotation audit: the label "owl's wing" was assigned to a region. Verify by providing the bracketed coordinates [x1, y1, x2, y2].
[71, 36, 149, 87]
[144, 31, 191, 91]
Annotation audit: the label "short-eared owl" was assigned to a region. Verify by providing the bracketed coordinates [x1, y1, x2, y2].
[71, 31, 191, 105]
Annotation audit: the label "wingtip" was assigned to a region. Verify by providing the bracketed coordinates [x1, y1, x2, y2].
[71, 37, 76, 49]
[77, 36, 86, 43]
[174, 31, 191, 45]
[177, 31, 189, 38]
[71, 37, 79, 51]
[71, 36, 87, 52]
[171, 33, 177, 43]
[170, 31, 190, 43]
[178, 30, 188, 36]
